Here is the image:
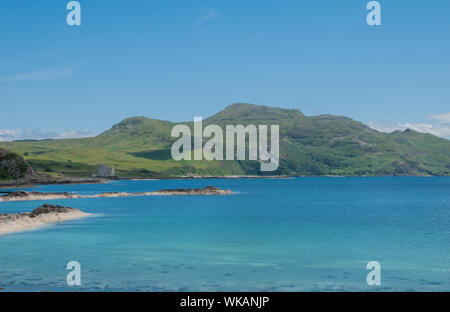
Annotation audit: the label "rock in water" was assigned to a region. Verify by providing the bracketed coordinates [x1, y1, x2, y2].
[29, 204, 76, 217]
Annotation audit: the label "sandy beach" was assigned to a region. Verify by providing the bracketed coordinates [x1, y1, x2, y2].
[0, 204, 90, 235]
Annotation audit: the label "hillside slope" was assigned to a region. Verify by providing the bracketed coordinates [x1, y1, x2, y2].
[1, 103, 449, 177]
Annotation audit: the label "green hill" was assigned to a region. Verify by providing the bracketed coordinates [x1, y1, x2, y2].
[1, 103, 449, 177]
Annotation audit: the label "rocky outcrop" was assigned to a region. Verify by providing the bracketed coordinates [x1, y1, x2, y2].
[28, 204, 76, 217]
[151, 186, 233, 195]
[0, 149, 38, 181]
[0, 204, 78, 220]
[0, 204, 90, 235]
[0, 191, 80, 202]
[1, 190, 71, 199]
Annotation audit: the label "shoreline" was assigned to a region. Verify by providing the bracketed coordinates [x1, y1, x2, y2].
[2, 174, 446, 189]
[128, 175, 293, 180]
[0, 177, 108, 189]
[0, 204, 90, 236]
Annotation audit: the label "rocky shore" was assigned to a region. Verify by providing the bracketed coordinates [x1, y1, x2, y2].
[150, 186, 233, 195]
[0, 204, 90, 235]
[0, 186, 233, 202]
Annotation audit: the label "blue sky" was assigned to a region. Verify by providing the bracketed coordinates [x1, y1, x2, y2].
[0, 0, 449, 139]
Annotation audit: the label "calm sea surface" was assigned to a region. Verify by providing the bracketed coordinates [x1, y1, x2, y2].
[0, 177, 449, 291]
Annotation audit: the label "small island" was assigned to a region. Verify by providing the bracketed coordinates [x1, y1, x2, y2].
[0, 204, 90, 235]
[0, 186, 233, 202]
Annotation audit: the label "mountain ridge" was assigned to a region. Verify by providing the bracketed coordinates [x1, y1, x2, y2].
[0, 103, 449, 178]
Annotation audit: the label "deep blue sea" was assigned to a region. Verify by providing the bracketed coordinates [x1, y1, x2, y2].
[0, 178, 449, 292]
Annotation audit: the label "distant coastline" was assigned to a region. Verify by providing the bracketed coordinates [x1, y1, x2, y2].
[1, 174, 446, 190]
[128, 175, 293, 180]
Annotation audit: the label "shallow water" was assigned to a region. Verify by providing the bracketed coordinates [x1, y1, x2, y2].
[0, 177, 449, 291]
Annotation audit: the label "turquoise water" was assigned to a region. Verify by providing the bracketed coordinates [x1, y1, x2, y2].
[0, 178, 449, 292]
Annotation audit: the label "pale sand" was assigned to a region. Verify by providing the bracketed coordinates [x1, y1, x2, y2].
[0, 210, 90, 236]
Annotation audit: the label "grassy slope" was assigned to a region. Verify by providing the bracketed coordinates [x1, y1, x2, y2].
[1, 103, 449, 177]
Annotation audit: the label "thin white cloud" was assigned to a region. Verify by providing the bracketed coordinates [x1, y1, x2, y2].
[430, 112, 450, 124]
[253, 33, 265, 40]
[0, 129, 96, 141]
[198, 8, 218, 22]
[0, 68, 72, 83]
[367, 122, 402, 134]
[368, 121, 450, 139]
[56, 130, 97, 139]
